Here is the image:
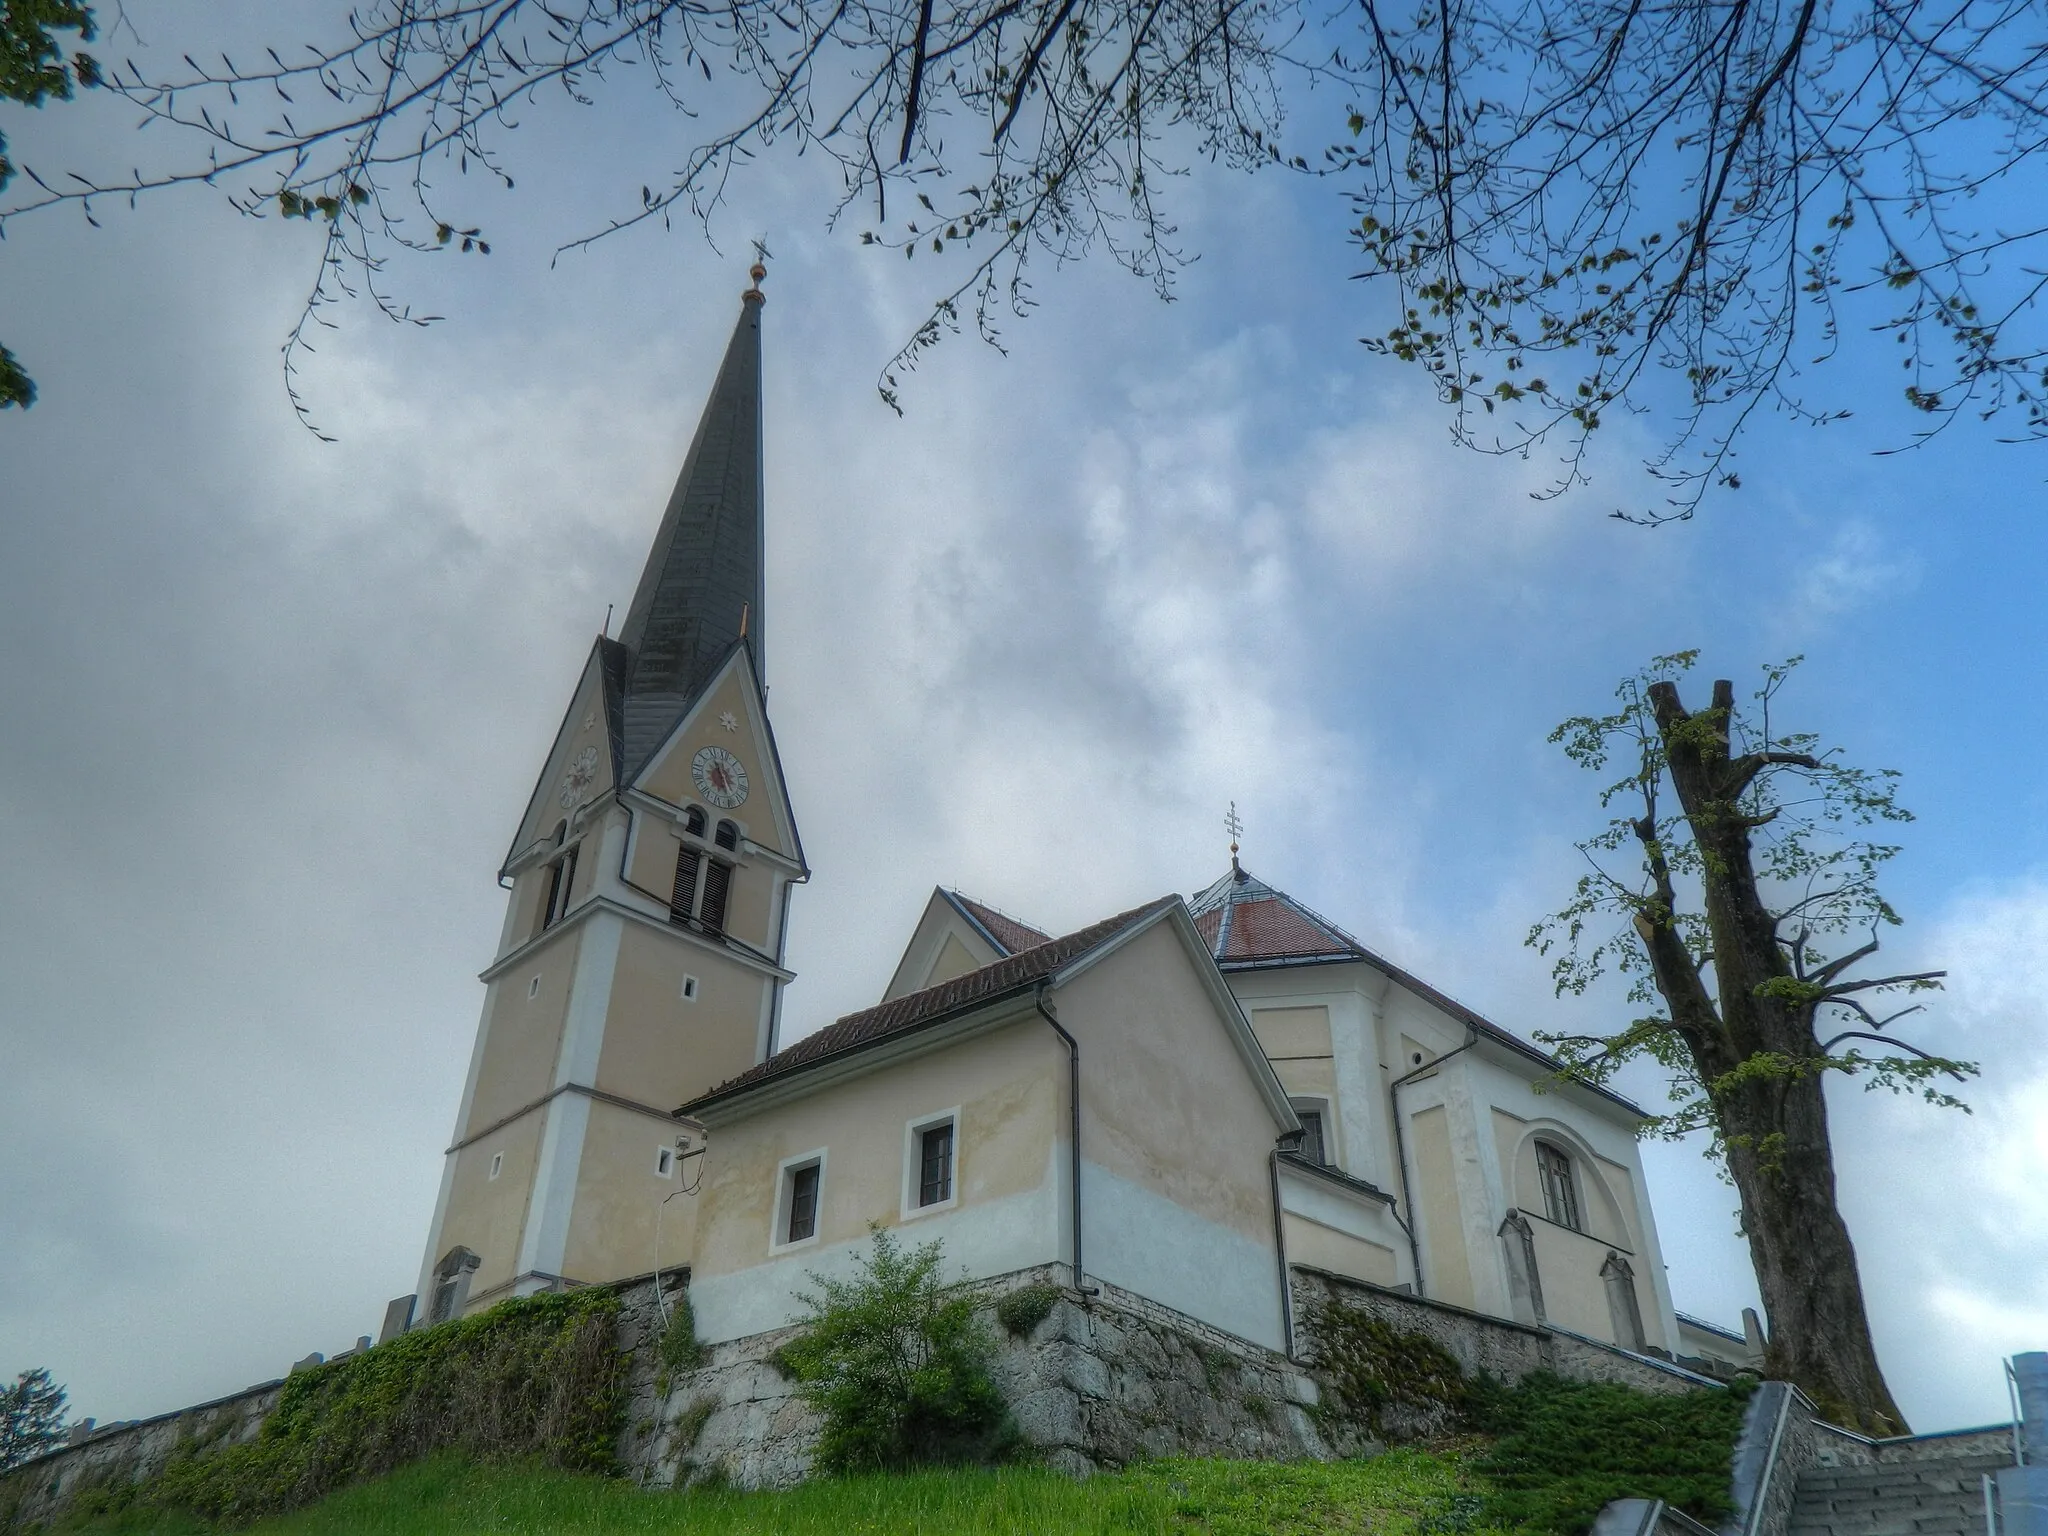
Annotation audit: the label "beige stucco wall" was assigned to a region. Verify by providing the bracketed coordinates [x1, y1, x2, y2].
[437, 1117, 545, 1298]
[926, 933, 982, 988]
[1285, 1212, 1401, 1286]
[595, 923, 765, 1109]
[692, 1017, 1064, 1282]
[1409, 1103, 1475, 1308]
[563, 1097, 700, 1281]
[465, 934, 579, 1136]
[1062, 923, 1283, 1252]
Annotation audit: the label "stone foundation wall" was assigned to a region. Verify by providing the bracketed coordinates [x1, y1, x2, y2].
[1290, 1267, 1721, 1397]
[0, 1380, 281, 1531]
[613, 1265, 1347, 1489]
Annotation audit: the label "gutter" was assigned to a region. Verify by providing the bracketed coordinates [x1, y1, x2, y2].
[1034, 983, 1098, 1298]
[1387, 1025, 1479, 1298]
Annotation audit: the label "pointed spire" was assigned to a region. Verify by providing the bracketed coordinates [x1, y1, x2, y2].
[615, 279, 768, 777]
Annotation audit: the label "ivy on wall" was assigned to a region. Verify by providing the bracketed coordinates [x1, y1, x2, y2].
[57, 1289, 627, 1527]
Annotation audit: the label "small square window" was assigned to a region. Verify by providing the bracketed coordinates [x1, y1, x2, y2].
[681, 975, 700, 1002]
[786, 1163, 820, 1243]
[655, 1146, 675, 1179]
[528, 975, 542, 1000]
[488, 1151, 503, 1180]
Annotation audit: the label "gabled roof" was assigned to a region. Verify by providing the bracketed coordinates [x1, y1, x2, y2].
[680, 896, 1178, 1114]
[615, 292, 767, 780]
[1189, 862, 1645, 1118]
[945, 891, 1052, 956]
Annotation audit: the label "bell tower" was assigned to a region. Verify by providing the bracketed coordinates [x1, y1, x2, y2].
[413, 271, 806, 1320]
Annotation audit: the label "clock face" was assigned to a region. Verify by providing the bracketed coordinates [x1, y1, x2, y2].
[558, 745, 600, 808]
[692, 745, 750, 809]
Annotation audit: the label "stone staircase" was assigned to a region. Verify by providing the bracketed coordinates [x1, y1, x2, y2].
[1787, 1455, 2011, 1536]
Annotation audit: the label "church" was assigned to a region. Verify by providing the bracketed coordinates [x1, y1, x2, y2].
[409, 270, 1760, 1379]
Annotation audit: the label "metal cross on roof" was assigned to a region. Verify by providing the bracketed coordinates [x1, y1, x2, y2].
[1224, 801, 1243, 858]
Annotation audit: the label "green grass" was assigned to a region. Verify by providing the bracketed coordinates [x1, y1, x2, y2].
[50, 1448, 1510, 1536]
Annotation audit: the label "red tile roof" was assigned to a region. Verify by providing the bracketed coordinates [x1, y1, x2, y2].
[1188, 863, 1645, 1117]
[950, 893, 1052, 956]
[681, 896, 1178, 1114]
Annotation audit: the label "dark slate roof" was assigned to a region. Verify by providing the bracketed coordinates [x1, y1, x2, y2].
[946, 891, 1053, 956]
[615, 294, 766, 780]
[681, 896, 1178, 1114]
[1188, 863, 1645, 1118]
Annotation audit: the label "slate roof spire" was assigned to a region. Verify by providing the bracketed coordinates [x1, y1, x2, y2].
[615, 274, 767, 777]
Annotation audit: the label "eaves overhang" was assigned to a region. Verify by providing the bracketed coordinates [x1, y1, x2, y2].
[679, 990, 1042, 1126]
[1277, 1151, 1398, 1207]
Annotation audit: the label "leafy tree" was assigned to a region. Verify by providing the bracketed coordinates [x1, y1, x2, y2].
[1530, 653, 1972, 1433]
[0, 0, 97, 408]
[777, 1228, 1013, 1473]
[3, 0, 2047, 507]
[0, 1366, 69, 1469]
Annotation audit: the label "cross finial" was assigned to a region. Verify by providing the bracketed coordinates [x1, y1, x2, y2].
[1224, 801, 1243, 871]
[743, 240, 772, 303]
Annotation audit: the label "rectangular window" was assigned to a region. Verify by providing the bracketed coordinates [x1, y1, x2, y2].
[681, 974, 699, 1002]
[786, 1163, 820, 1243]
[488, 1151, 503, 1180]
[1538, 1143, 1582, 1231]
[655, 1146, 675, 1178]
[671, 846, 701, 924]
[699, 860, 732, 933]
[918, 1121, 955, 1207]
[1296, 1110, 1328, 1166]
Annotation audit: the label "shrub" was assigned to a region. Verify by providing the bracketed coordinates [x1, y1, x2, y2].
[777, 1230, 1016, 1475]
[1469, 1371, 1753, 1536]
[64, 1288, 627, 1527]
[994, 1283, 1061, 1339]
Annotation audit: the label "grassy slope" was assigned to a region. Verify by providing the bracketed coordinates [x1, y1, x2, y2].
[56, 1450, 1507, 1536]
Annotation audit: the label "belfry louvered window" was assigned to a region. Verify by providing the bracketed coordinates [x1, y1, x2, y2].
[671, 845, 701, 925]
[699, 858, 732, 932]
[715, 819, 740, 851]
[541, 848, 577, 931]
[684, 806, 707, 838]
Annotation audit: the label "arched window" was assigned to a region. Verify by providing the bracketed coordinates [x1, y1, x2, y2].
[714, 819, 740, 851]
[683, 806, 707, 839]
[539, 822, 577, 933]
[671, 842, 701, 926]
[1535, 1142, 1582, 1232]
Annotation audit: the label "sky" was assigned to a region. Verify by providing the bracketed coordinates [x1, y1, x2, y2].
[3, 0, 2046, 1440]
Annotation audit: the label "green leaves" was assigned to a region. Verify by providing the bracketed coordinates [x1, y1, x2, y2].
[779, 1229, 1015, 1474]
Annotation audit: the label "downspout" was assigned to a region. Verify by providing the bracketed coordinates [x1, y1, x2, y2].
[1269, 1136, 1303, 1358]
[1034, 983, 1097, 1297]
[1387, 1024, 1479, 1299]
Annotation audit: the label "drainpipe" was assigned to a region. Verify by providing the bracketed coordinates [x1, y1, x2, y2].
[1387, 1025, 1479, 1299]
[1269, 1135, 1303, 1358]
[1034, 984, 1097, 1297]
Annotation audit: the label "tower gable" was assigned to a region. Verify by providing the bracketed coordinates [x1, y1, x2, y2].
[631, 643, 803, 868]
[501, 639, 626, 874]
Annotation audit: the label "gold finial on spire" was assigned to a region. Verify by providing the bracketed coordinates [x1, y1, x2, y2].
[743, 239, 771, 304]
[1225, 801, 1243, 873]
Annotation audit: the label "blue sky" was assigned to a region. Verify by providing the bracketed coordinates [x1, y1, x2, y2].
[2, 0, 2045, 1439]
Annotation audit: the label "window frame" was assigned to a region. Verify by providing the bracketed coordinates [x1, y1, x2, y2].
[770, 1148, 828, 1252]
[487, 1151, 503, 1181]
[1288, 1096, 1337, 1168]
[1536, 1141, 1584, 1232]
[654, 1145, 676, 1179]
[900, 1107, 962, 1220]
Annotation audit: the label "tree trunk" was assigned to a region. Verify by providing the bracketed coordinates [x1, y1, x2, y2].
[1648, 678, 1908, 1436]
[1720, 1071, 1906, 1434]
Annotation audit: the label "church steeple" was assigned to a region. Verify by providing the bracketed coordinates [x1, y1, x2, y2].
[616, 281, 767, 779]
